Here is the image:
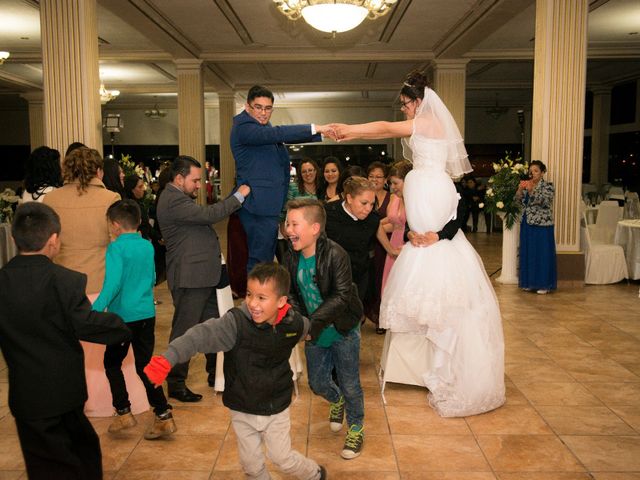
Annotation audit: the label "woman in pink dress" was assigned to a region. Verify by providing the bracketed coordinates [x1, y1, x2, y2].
[378, 160, 412, 292]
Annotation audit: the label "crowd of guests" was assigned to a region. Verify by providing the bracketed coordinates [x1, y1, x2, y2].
[1, 72, 556, 479]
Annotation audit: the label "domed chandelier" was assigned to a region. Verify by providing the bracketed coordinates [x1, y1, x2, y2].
[273, 0, 397, 34]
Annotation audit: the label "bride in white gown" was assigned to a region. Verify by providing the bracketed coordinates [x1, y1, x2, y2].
[332, 71, 505, 417]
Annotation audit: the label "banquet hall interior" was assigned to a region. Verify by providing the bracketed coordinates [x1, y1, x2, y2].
[1, 0, 640, 478]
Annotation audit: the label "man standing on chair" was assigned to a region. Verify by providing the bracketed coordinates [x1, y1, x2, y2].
[157, 155, 250, 402]
[231, 84, 334, 273]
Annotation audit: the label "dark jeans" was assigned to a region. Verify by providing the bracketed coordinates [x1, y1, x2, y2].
[305, 328, 364, 428]
[15, 407, 102, 480]
[167, 286, 219, 390]
[104, 317, 170, 415]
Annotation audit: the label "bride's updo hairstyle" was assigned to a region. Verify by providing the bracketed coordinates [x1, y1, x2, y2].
[400, 70, 430, 101]
[342, 176, 375, 198]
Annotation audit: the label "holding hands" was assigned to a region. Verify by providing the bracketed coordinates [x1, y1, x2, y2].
[407, 231, 439, 248]
[316, 124, 353, 142]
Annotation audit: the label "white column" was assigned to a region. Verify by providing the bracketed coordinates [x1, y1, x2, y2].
[531, 0, 587, 254]
[176, 59, 206, 205]
[432, 59, 469, 137]
[21, 91, 46, 149]
[218, 93, 236, 198]
[40, 0, 102, 154]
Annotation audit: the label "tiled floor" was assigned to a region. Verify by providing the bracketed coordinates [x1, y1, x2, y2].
[1, 229, 640, 479]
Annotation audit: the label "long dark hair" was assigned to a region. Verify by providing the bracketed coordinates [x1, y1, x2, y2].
[23, 146, 63, 198]
[123, 174, 142, 201]
[296, 157, 322, 195]
[102, 158, 125, 197]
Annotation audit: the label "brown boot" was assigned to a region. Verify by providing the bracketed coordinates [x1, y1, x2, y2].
[144, 411, 177, 440]
[108, 409, 137, 433]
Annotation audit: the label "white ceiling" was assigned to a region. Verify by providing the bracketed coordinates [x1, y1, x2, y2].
[0, 0, 639, 108]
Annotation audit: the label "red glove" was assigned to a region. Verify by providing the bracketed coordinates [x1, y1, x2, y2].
[144, 355, 172, 387]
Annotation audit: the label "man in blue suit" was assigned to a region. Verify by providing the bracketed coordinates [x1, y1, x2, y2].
[231, 85, 333, 273]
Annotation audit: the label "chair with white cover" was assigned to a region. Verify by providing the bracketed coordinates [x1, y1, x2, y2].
[593, 203, 623, 244]
[581, 223, 628, 284]
[379, 331, 433, 403]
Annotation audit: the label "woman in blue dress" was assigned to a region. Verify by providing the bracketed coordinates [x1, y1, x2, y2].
[517, 160, 557, 294]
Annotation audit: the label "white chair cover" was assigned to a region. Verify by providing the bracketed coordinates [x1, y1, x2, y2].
[593, 203, 623, 244]
[379, 331, 433, 403]
[581, 225, 628, 284]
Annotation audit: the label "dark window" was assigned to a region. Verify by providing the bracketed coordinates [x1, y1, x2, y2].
[610, 81, 637, 125]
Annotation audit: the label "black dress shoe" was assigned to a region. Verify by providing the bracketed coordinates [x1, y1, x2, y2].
[207, 376, 216, 388]
[168, 387, 202, 403]
[375, 327, 386, 335]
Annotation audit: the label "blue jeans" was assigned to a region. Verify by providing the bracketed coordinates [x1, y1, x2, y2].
[305, 327, 364, 428]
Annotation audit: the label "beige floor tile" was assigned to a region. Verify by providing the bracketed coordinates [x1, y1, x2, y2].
[537, 406, 635, 435]
[610, 405, 640, 432]
[496, 474, 593, 480]
[99, 433, 144, 472]
[561, 435, 640, 471]
[0, 473, 25, 480]
[504, 380, 531, 406]
[385, 405, 470, 435]
[380, 383, 429, 406]
[466, 405, 552, 435]
[517, 382, 602, 406]
[506, 360, 576, 385]
[393, 435, 490, 472]
[121, 434, 223, 471]
[591, 474, 640, 480]
[308, 433, 397, 472]
[583, 383, 640, 406]
[170, 405, 231, 436]
[402, 473, 497, 480]
[477, 435, 584, 472]
[0, 434, 25, 471]
[114, 471, 211, 480]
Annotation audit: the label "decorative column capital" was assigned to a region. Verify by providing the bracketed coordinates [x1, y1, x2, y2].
[432, 58, 470, 72]
[20, 91, 44, 103]
[590, 86, 612, 97]
[175, 58, 203, 73]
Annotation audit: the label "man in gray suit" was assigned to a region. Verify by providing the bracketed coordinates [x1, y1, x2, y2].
[157, 156, 250, 402]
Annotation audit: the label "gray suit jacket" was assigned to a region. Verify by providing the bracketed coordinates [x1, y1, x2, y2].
[157, 184, 242, 291]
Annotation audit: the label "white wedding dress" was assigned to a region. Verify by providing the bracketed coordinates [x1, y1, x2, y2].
[379, 110, 505, 417]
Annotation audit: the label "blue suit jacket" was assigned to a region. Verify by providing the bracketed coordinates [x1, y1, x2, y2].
[230, 110, 322, 216]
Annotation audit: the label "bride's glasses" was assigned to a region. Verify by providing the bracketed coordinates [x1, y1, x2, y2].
[399, 99, 415, 108]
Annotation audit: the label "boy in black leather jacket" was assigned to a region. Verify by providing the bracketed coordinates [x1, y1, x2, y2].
[283, 198, 365, 460]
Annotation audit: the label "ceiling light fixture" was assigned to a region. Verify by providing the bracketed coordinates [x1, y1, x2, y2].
[99, 84, 120, 104]
[485, 94, 508, 120]
[273, 0, 397, 34]
[0, 51, 10, 64]
[145, 103, 167, 119]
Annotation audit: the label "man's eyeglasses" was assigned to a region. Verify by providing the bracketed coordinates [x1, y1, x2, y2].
[250, 104, 273, 113]
[399, 99, 415, 108]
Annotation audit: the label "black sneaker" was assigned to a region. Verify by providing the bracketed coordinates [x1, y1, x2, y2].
[329, 395, 345, 432]
[318, 465, 327, 479]
[341, 424, 364, 459]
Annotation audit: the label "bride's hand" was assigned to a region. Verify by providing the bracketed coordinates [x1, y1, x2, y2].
[328, 123, 355, 142]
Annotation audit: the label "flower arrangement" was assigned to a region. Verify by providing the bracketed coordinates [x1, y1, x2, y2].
[481, 152, 529, 230]
[119, 154, 136, 177]
[0, 188, 20, 223]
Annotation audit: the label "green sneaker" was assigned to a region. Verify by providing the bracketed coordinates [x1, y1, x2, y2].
[329, 395, 345, 432]
[341, 424, 364, 459]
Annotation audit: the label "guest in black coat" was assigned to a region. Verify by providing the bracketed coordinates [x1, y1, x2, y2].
[0, 202, 130, 480]
[325, 176, 380, 301]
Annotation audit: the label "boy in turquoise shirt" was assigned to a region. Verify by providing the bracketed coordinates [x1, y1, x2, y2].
[93, 199, 176, 439]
